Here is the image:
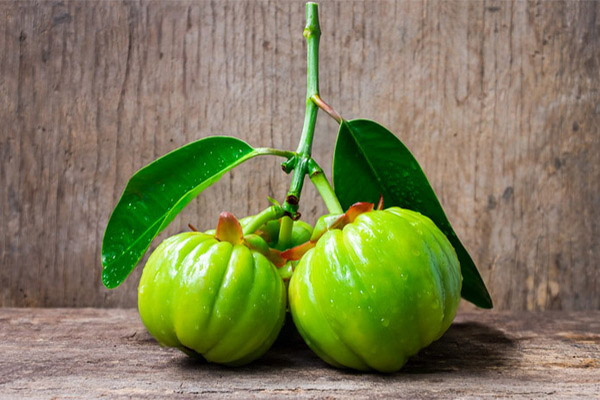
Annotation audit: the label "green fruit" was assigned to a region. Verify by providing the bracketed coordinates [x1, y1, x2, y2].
[138, 230, 286, 366]
[288, 207, 462, 372]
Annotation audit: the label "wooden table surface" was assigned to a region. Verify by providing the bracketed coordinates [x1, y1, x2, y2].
[0, 309, 598, 399]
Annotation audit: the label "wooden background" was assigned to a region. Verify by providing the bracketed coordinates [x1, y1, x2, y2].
[0, 0, 598, 310]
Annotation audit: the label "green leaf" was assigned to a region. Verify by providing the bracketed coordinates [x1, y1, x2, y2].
[333, 119, 493, 308]
[101, 136, 260, 289]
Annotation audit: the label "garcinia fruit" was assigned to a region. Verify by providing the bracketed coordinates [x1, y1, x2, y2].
[287, 204, 462, 372]
[138, 212, 286, 366]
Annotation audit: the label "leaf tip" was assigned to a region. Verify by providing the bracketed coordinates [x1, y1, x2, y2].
[101, 270, 118, 290]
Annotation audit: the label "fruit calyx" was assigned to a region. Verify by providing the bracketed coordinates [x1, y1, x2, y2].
[214, 212, 286, 267]
[215, 212, 244, 245]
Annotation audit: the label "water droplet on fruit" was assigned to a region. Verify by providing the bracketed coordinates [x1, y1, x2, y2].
[381, 318, 390, 327]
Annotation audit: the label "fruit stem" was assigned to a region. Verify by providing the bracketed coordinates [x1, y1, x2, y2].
[308, 158, 343, 214]
[281, 2, 321, 218]
[242, 205, 284, 235]
[277, 216, 294, 249]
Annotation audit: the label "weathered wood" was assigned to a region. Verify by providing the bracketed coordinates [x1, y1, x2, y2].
[0, 1, 598, 308]
[0, 308, 599, 399]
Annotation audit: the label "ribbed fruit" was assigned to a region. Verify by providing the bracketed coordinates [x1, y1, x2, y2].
[138, 231, 286, 366]
[289, 207, 462, 372]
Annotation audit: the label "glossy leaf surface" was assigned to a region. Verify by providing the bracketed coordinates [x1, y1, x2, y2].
[333, 119, 492, 308]
[102, 136, 258, 289]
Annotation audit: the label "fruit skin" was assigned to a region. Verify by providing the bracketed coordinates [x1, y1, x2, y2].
[288, 207, 462, 372]
[138, 232, 286, 366]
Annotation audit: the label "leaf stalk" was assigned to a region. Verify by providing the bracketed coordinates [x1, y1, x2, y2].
[311, 94, 342, 123]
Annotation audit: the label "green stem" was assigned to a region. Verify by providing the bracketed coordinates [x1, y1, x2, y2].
[277, 216, 294, 249]
[242, 205, 284, 235]
[308, 159, 343, 214]
[281, 2, 321, 218]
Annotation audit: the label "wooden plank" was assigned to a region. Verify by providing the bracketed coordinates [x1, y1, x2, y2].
[0, 1, 598, 308]
[0, 308, 599, 398]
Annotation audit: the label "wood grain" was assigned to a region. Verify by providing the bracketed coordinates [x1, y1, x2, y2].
[1, 308, 599, 398]
[0, 1, 598, 308]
